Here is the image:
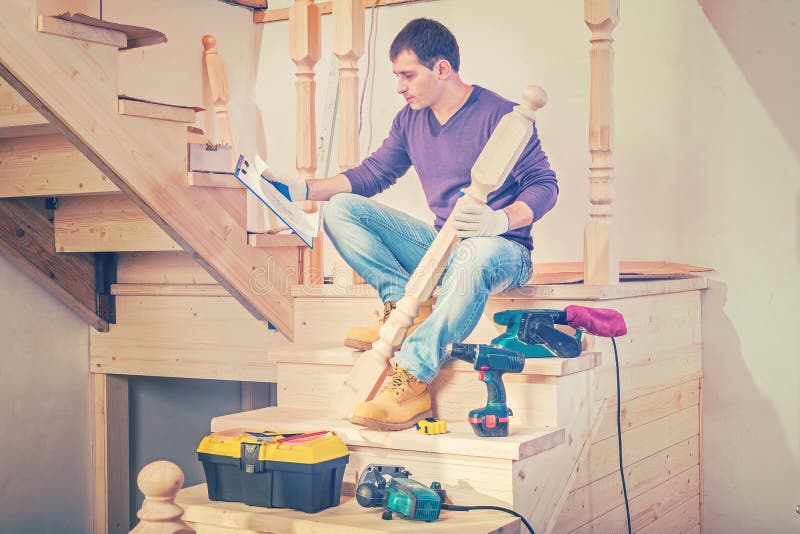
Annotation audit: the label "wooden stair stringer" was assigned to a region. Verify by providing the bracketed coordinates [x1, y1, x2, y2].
[0, 0, 297, 338]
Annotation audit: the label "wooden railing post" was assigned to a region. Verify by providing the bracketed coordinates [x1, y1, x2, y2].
[290, 0, 324, 284]
[583, 0, 620, 285]
[332, 0, 365, 286]
[201, 35, 232, 148]
[130, 461, 194, 534]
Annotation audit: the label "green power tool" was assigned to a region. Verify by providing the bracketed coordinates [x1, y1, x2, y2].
[355, 464, 445, 522]
[491, 308, 583, 358]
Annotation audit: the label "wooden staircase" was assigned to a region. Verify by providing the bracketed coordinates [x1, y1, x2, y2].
[0, 0, 300, 338]
[0, 3, 704, 533]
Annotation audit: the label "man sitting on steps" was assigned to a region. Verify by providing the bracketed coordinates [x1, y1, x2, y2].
[264, 18, 558, 431]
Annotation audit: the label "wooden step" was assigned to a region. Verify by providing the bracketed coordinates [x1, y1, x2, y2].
[187, 171, 242, 189]
[54, 193, 181, 252]
[37, 14, 127, 48]
[118, 96, 198, 124]
[210, 405, 565, 507]
[273, 346, 601, 428]
[248, 232, 306, 248]
[0, 78, 57, 138]
[177, 483, 520, 533]
[0, 134, 119, 197]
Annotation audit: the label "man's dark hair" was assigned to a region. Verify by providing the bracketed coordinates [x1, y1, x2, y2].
[389, 18, 460, 72]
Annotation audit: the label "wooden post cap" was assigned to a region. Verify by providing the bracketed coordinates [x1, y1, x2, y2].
[201, 35, 216, 51]
[522, 85, 547, 112]
[137, 460, 184, 498]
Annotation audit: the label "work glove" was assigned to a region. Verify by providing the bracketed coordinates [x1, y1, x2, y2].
[253, 154, 308, 202]
[452, 201, 509, 238]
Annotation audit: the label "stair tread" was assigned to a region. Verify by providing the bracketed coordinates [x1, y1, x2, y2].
[40, 12, 167, 49]
[177, 483, 519, 533]
[211, 406, 565, 461]
[118, 96, 199, 124]
[273, 345, 601, 377]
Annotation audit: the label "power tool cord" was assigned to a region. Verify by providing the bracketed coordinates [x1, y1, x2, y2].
[440, 504, 535, 534]
[613, 337, 632, 534]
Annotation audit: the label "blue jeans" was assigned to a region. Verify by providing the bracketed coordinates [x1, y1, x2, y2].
[323, 193, 533, 383]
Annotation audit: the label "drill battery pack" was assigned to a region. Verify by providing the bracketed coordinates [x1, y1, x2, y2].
[197, 428, 349, 513]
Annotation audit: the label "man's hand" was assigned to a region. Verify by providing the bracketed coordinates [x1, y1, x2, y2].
[253, 154, 308, 202]
[453, 201, 509, 238]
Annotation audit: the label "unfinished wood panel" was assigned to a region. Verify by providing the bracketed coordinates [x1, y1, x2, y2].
[555, 436, 699, 532]
[117, 251, 216, 284]
[0, 134, 118, 197]
[178, 483, 518, 533]
[0, 1, 297, 337]
[570, 467, 699, 533]
[575, 405, 699, 488]
[187, 171, 241, 188]
[37, 15, 127, 48]
[0, 197, 107, 330]
[90, 295, 290, 380]
[110, 283, 229, 297]
[54, 193, 181, 252]
[92, 374, 129, 534]
[594, 379, 700, 442]
[247, 233, 306, 248]
[0, 77, 52, 135]
[118, 98, 197, 123]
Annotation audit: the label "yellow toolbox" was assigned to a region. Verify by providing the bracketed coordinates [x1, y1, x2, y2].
[197, 428, 349, 513]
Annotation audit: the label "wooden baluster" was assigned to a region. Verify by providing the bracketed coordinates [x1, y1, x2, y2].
[583, 0, 620, 285]
[130, 461, 194, 534]
[290, 0, 324, 285]
[202, 35, 233, 148]
[332, 0, 365, 287]
[335, 86, 547, 417]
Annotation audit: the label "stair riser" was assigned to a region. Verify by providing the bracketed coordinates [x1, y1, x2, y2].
[277, 361, 564, 429]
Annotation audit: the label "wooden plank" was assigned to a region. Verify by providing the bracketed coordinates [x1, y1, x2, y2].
[117, 251, 216, 284]
[110, 283, 229, 297]
[178, 483, 519, 533]
[92, 374, 129, 534]
[571, 467, 699, 533]
[254, 0, 436, 23]
[37, 15, 128, 48]
[0, 76, 51, 133]
[90, 294, 290, 379]
[0, 197, 107, 330]
[555, 435, 699, 532]
[0, 133, 118, 197]
[594, 379, 700, 442]
[187, 171, 242, 188]
[248, 232, 306, 248]
[118, 98, 197, 124]
[574, 405, 699, 489]
[54, 193, 181, 252]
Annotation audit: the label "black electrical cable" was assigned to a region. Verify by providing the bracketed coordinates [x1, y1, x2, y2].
[613, 337, 632, 534]
[441, 504, 535, 534]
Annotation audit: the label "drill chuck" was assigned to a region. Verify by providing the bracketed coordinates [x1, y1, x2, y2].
[444, 343, 477, 363]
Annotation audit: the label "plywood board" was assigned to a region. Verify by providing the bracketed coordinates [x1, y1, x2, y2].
[117, 251, 216, 284]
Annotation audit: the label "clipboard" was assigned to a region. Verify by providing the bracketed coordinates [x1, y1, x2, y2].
[233, 154, 319, 248]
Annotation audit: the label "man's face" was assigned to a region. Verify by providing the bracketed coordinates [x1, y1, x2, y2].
[392, 49, 443, 111]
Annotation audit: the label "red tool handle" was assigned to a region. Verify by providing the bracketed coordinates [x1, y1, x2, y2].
[565, 305, 627, 337]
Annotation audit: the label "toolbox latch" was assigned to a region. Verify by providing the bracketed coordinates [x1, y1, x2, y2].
[241, 442, 263, 473]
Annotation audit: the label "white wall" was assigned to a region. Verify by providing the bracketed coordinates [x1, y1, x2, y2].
[0, 255, 92, 534]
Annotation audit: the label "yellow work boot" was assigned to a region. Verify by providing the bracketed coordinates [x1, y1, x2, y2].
[344, 299, 434, 351]
[350, 364, 432, 431]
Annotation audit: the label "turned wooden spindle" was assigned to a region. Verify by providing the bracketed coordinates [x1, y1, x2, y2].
[202, 35, 233, 148]
[290, 0, 324, 284]
[583, 0, 620, 285]
[130, 461, 194, 534]
[335, 86, 548, 417]
[332, 0, 366, 287]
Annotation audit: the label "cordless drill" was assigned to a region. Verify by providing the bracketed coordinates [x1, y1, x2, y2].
[444, 343, 525, 437]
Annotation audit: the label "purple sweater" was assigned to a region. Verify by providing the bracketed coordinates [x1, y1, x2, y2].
[343, 85, 558, 250]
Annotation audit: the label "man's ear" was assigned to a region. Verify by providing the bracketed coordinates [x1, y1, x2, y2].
[436, 59, 453, 80]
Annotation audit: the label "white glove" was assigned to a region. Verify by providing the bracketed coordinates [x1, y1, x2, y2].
[253, 154, 308, 201]
[453, 201, 509, 238]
